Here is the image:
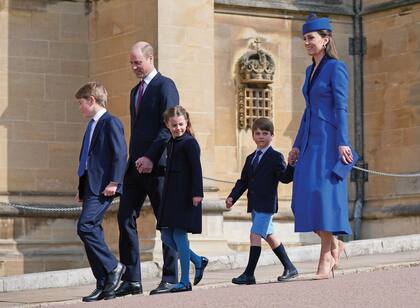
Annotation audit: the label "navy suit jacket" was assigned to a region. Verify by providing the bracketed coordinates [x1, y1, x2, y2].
[129, 72, 179, 169]
[78, 112, 127, 197]
[228, 147, 294, 213]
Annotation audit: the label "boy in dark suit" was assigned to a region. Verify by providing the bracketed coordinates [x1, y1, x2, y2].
[75, 82, 127, 302]
[226, 117, 298, 285]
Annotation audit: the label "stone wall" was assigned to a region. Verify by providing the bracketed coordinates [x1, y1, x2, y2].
[88, 0, 157, 135]
[362, 3, 420, 238]
[0, 0, 89, 194]
[157, 0, 216, 178]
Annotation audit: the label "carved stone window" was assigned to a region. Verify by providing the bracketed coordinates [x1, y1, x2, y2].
[237, 38, 275, 130]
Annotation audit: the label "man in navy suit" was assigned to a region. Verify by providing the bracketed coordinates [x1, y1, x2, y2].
[116, 41, 180, 296]
[75, 82, 127, 302]
[226, 117, 298, 285]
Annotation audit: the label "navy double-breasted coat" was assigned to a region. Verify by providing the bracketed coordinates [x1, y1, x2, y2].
[157, 133, 204, 234]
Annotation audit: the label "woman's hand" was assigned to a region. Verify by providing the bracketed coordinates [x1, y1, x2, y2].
[192, 196, 203, 207]
[288, 147, 300, 165]
[102, 182, 118, 197]
[339, 145, 353, 164]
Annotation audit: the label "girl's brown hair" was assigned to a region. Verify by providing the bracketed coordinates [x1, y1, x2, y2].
[163, 105, 194, 137]
[317, 30, 339, 59]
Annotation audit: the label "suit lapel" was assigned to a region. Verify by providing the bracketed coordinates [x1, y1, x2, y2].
[130, 86, 137, 119]
[89, 112, 108, 154]
[131, 83, 141, 126]
[141, 72, 161, 100]
[303, 66, 312, 104]
[308, 55, 329, 94]
[246, 151, 256, 176]
[132, 72, 161, 125]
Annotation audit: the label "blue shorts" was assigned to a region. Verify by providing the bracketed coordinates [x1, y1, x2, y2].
[251, 210, 274, 239]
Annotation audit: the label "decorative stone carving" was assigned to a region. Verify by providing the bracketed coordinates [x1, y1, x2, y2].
[237, 38, 275, 129]
[238, 38, 275, 84]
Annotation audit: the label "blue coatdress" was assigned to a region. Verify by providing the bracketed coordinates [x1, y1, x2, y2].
[291, 56, 352, 235]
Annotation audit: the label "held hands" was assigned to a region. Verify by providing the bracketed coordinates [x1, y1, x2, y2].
[136, 156, 154, 174]
[339, 145, 353, 165]
[192, 196, 203, 207]
[225, 197, 234, 209]
[288, 147, 300, 165]
[102, 182, 118, 197]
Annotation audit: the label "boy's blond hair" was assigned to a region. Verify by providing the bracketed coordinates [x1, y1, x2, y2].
[75, 82, 108, 107]
[251, 117, 274, 135]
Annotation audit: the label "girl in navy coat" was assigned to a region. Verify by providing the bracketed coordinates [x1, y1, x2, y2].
[289, 14, 353, 279]
[156, 106, 208, 293]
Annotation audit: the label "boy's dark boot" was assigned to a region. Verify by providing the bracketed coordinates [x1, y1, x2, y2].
[273, 243, 298, 281]
[232, 246, 261, 285]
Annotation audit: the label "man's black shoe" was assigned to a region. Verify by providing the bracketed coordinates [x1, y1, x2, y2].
[277, 267, 298, 281]
[170, 282, 192, 293]
[232, 273, 256, 285]
[193, 256, 208, 285]
[103, 262, 126, 296]
[82, 288, 105, 302]
[115, 281, 143, 297]
[149, 281, 174, 295]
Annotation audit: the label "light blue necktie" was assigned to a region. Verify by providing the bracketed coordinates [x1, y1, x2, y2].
[77, 119, 94, 176]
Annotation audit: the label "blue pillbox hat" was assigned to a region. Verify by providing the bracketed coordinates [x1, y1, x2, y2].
[302, 13, 332, 34]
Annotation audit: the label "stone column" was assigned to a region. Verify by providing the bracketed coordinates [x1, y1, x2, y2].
[154, 0, 231, 256]
[157, 0, 216, 177]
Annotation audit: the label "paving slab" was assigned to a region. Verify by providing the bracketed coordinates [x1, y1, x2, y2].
[1, 249, 420, 307]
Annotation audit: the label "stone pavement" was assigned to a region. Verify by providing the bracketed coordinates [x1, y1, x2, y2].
[1, 234, 420, 307]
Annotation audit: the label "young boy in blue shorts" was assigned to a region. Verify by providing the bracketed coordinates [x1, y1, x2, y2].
[226, 117, 298, 284]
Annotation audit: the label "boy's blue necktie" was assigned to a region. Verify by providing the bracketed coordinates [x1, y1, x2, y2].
[77, 119, 94, 176]
[251, 150, 262, 171]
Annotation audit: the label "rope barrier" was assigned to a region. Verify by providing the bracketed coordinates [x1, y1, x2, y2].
[352, 166, 420, 178]
[4, 203, 82, 212]
[3, 166, 419, 213]
[203, 176, 235, 184]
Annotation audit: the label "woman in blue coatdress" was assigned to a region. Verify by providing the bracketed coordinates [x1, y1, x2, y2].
[289, 14, 353, 279]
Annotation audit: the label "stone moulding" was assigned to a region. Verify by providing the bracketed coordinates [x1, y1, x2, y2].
[237, 38, 275, 129]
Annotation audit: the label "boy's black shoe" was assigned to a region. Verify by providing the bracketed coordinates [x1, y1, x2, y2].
[232, 273, 256, 285]
[278, 267, 298, 281]
[82, 288, 105, 302]
[102, 262, 126, 299]
[193, 256, 209, 285]
[115, 281, 143, 297]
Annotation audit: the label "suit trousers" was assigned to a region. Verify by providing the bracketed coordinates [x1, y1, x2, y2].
[118, 163, 178, 283]
[77, 175, 118, 288]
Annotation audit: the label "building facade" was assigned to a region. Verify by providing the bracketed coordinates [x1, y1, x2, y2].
[0, 0, 419, 275]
